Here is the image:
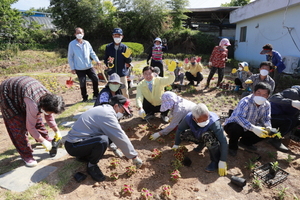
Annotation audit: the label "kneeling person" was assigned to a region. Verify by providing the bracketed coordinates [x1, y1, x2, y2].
[65, 95, 143, 182]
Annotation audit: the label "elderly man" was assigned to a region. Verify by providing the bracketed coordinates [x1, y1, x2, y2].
[172, 103, 228, 176]
[65, 95, 143, 182]
[224, 82, 272, 157]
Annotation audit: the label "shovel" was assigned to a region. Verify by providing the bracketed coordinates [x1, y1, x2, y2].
[66, 77, 73, 88]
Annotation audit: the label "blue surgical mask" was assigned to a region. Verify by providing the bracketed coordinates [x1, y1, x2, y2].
[146, 80, 153, 84]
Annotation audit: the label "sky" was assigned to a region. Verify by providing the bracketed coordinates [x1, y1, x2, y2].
[11, 0, 234, 10]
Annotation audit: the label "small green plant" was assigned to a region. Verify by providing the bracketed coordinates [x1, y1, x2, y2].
[171, 159, 183, 169]
[245, 159, 256, 170]
[110, 172, 119, 181]
[170, 169, 181, 181]
[110, 158, 120, 168]
[125, 166, 137, 177]
[293, 193, 299, 200]
[161, 185, 172, 198]
[267, 151, 277, 160]
[151, 148, 162, 159]
[140, 188, 153, 200]
[285, 155, 295, 163]
[120, 184, 134, 196]
[252, 176, 262, 189]
[277, 186, 288, 200]
[270, 161, 279, 171]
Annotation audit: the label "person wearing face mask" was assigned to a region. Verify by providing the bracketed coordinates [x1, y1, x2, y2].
[205, 38, 231, 89]
[94, 73, 124, 107]
[146, 37, 168, 77]
[268, 85, 300, 152]
[0, 76, 65, 167]
[231, 62, 252, 91]
[242, 61, 275, 97]
[104, 28, 132, 99]
[68, 27, 101, 102]
[136, 66, 175, 122]
[171, 103, 228, 176]
[184, 56, 203, 86]
[65, 95, 143, 182]
[224, 82, 272, 157]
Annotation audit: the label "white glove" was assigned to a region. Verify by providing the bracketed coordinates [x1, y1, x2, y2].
[252, 126, 268, 138]
[138, 109, 146, 119]
[292, 100, 300, 110]
[149, 132, 161, 140]
[172, 145, 179, 150]
[42, 140, 52, 151]
[132, 157, 143, 168]
[218, 161, 227, 176]
[113, 149, 124, 158]
[54, 130, 62, 142]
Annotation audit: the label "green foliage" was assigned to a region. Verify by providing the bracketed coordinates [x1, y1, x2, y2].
[245, 159, 256, 170]
[270, 161, 279, 171]
[285, 155, 295, 163]
[98, 42, 144, 58]
[166, 0, 190, 30]
[221, 0, 251, 6]
[277, 187, 288, 200]
[0, 43, 19, 60]
[252, 176, 262, 189]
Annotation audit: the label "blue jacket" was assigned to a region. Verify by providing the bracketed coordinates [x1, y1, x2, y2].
[104, 43, 132, 77]
[266, 50, 286, 73]
[68, 39, 99, 70]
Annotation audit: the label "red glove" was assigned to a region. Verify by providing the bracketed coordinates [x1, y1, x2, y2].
[184, 58, 189, 64]
[196, 56, 201, 63]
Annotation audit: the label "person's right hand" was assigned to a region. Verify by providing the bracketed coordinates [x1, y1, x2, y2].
[138, 109, 146, 119]
[132, 157, 143, 168]
[252, 126, 268, 138]
[149, 132, 161, 140]
[171, 145, 179, 150]
[184, 58, 189, 64]
[245, 79, 253, 84]
[231, 68, 237, 74]
[42, 140, 52, 151]
[292, 100, 300, 110]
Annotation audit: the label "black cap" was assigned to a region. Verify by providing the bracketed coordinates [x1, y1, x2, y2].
[109, 95, 130, 115]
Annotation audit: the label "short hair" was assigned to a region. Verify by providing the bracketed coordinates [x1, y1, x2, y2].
[39, 94, 65, 114]
[262, 44, 273, 50]
[259, 61, 273, 70]
[254, 82, 272, 95]
[75, 27, 84, 33]
[142, 66, 154, 73]
[192, 103, 209, 119]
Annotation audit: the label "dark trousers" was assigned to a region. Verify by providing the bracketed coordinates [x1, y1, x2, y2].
[234, 78, 243, 87]
[65, 135, 109, 164]
[150, 60, 164, 77]
[271, 114, 299, 136]
[185, 71, 203, 85]
[206, 67, 224, 86]
[224, 122, 263, 150]
[143, 98, 168, 116]
[76, 68, 99, 99]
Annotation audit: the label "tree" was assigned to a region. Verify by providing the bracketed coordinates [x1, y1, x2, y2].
[166, 0, 189, 30]
[221, 0, 251, 6]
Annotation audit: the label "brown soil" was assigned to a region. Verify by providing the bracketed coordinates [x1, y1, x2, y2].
[0, 65, 300, 200]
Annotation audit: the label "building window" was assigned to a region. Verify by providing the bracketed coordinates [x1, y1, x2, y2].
[240, 26, 247, 42]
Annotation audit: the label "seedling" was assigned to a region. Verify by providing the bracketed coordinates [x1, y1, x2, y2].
[277, 186, 288, 200]
[140, 188, 153, 200]
[245, 159, 256, 170]
[267, 151, 277, 160]
[170, 169, 181, 181]
[285, 155, 295, 163]
[156, 137, 165, 144]
[171, 159, 183, 169]
[270, 161, 279, 171]
[110, 158, 120, 169]
[161, 185, 172, 198]
[110, 172, 119, 181]
[151, 148, 162, 159]
[125, 166, 137, 177]
[121, 184, 134, 196]
[252, 176, 262, 189]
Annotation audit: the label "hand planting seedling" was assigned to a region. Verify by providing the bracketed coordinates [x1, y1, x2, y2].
[140, 188, 153, 200]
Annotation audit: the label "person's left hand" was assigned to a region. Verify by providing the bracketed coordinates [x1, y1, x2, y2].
[132, 157, 143, 168]
[54, 130, 62, 142]
[218, 161, 227, 176]
[42, 140, 52, 151]
[149, 132, 161, 140]
[122, 48, 132, 58]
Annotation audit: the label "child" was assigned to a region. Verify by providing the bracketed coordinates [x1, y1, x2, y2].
[231, 62, 252, 91]
[174, 59, 185, 85]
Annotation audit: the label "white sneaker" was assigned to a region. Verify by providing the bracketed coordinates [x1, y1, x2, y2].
[23, 157, 38, 167]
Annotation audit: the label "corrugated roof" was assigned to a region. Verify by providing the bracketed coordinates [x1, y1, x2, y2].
[22, 16, 56, 30]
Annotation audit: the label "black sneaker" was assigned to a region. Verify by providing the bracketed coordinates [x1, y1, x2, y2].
[87, 165, 106, 182]
[82, 95, 88, 102]
[238, 142, 257, 151]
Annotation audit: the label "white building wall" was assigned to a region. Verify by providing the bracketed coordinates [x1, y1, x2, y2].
[231, 0, 300, 68]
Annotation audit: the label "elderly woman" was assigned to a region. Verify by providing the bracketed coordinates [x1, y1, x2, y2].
[172, 103, 228, 176]
[0, 76, 65, 167]
[149, 91, 196, 140]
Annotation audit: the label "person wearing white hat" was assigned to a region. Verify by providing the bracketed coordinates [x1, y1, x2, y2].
[231, 62, 252, 91]
[146, 37, 168, 77]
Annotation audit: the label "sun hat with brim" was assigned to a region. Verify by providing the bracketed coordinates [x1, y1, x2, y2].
[260, 49, 272, 54]
[109, 95, 131, 115]
[160, 91, 181, 112]
[108, 73, 125, 89]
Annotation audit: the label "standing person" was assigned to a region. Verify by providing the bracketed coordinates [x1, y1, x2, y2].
[184, 57, 203, 86]
[104, 28, 132, 98]
[260, 44, 286, 85]
[65, 95, 143, 182]
[136, 66, 175, 121]
[231, 62, 252, 91]
[149, 91, 196, 140]
[224, 82, 272, 157]
[268, 85, 300, 151]
[173, 59, 185, 85]
[172, 103, 228, 176]
[0, 76, 65, 167]
[147, 37, 168, 77]
[205, 38, 231, 89]
[68, 27, 101, 102]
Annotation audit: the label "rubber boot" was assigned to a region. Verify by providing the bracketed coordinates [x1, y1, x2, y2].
[205, 144, 221, 172]
[234, 85, 240, 91]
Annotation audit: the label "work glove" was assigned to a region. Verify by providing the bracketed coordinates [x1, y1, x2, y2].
[196, 56, 202, 63]
[54, 130, 62, 142]
[244, 66, 249, 72]
[149, 132, 161, 140]
[184, 58, 189, 64]
[171, 145, 179, 150]
[132, 157, 143, 168]
[42, 140, 52, 152]
[292, 100, 300, 110]
[252, 125, 268, 138]
[113, 149, 124, 158]
[168, 61, 177, 72]
[231, 68, 237, 74]
[122, 48, 132, 58]
[245, 79, 253, 84]
[177, 61, 183, 67]
[218, 161, 227, 176]
[208, 62, 212, 67]
[138, 109, 146, 119]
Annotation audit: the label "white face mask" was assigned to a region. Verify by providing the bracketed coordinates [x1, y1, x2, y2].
[116, 112, 124, 119]
[76, 34, 83, 40]
[260, 69, 269, 76]
[197, 119, 210, 127]
[253, 96, 267, 105]
[113, 37, 122, 44]
[238, 67, 243, 71]
[41, 108, 49, 115]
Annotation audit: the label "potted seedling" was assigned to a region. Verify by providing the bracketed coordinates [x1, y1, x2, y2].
[269, 161, 279, 178]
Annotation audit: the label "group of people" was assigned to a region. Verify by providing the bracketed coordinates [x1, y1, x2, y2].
[1, 28, 298, 184]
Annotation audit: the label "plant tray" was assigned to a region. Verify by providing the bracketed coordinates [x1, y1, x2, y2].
[252, 163, 289, 187]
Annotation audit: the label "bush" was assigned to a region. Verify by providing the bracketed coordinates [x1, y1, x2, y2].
[98, 42, 144, 59]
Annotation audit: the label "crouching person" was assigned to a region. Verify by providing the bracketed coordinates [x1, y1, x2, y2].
[65, 95, 143, 182]
[172, 103, 228, 176]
